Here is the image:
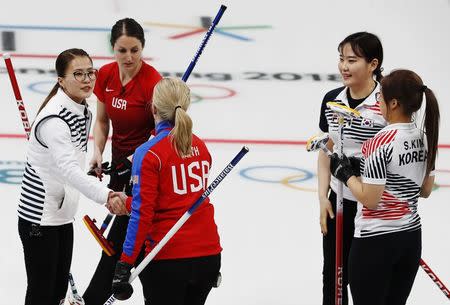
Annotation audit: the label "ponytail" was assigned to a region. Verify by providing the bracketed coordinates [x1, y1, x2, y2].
[381, 69, 440, 175]
[423, 88, 440, 174]
[36, 83, 59, 116]
[374, 67, 384, 82]
[152, 78, 193, 157]
[171, 106, 193, 157]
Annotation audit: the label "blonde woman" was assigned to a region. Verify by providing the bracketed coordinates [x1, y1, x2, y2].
[111, 78, 222, 305]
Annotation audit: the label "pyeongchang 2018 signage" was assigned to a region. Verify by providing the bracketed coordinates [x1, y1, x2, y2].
[0, 67, 342, 82]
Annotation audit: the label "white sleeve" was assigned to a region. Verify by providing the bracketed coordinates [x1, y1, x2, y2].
[361, 143, 389, 185]
[39, 117, 111, 204]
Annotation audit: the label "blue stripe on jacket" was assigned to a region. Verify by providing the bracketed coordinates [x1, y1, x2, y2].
[122, 121, 172, 258]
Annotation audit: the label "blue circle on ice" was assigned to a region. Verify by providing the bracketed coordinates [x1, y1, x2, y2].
[28, 81, 54, 95]
[239, 165, 313, 183]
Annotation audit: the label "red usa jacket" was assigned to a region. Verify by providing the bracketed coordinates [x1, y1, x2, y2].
[120, 120, 222, 264]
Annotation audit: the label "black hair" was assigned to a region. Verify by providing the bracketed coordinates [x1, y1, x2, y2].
[37, 48, 92, 115]
[381, 69, 440, 174]
[110, 18, 145, 47]
[339, 32, 384, 82]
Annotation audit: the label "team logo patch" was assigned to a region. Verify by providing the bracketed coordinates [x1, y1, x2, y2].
[361, 118, 374, 127]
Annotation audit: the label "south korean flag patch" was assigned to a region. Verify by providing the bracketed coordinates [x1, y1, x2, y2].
[361, 118, 374, 128]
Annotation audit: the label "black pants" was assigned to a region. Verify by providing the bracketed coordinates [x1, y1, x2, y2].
[83, 164, 149, 304]
[18, 218, 73, 305]
[349, 230, 421, 305]
[140, 254, 221, 305]
[322, 190, 357, 305]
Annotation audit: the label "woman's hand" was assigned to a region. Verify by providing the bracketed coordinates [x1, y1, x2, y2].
[90, 148, 103, 169]
[319, 197, 334, 235]
[89, 149, 104, 180]
[106, 192, 129, 215]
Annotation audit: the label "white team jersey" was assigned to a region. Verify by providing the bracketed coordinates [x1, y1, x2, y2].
[354, 122, 427, 238]
[18, 89, 110, 226]
[323, 83, 387, 200]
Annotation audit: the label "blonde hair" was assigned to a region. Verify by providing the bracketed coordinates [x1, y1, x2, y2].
[152, 78, 193, 157]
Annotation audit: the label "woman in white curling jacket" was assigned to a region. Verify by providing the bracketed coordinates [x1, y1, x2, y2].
[17, 48, 124, 305]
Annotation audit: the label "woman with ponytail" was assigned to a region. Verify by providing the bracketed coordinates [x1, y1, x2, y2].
[110, 78, 222, 305]
[18, 49, 123, 305]
[330, 69, 439, 304]
[83, 17, 162, 304]
[317, 31, 386, 305]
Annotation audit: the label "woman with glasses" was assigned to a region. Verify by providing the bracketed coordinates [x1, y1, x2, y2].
[317, 32, 387, 305]
[83, 17, 162, 304]
[330, 69, 439, 305]
[18, 48, 124, 305]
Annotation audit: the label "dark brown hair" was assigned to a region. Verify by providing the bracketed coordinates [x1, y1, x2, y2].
[381, 69, 440, 174]
[339, 32, 384, 82]
[110, 18, 145, 48]
[36, 48, 92, 116]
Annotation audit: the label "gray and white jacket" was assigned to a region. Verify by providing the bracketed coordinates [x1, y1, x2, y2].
[18, 88, 110, 225]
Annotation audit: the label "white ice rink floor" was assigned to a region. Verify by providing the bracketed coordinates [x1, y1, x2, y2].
[0, 1, 449, 304]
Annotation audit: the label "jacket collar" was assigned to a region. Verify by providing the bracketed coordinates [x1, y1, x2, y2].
[383, 122, 416, 131]
[335, 82, 380, 108]
[155, 120, 173, 135]
[56, 88, 88, 116]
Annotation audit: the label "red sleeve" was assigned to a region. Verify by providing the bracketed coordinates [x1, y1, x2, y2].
[120, 150, 160, 265]
[125, 196, 132, 213]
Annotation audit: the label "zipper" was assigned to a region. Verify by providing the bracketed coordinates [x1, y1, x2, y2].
[59, 196, 65, 209]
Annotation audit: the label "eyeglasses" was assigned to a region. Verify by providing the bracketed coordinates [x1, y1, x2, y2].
[72, 69, 98, 82]
[375, 92, 383, 103]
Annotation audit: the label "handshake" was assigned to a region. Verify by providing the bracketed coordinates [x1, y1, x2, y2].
[106, 192, 129, 216]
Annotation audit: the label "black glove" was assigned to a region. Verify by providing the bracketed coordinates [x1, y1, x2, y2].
[348, 156, 361, 177]
[112, 261, 133, 300]
[114, 158, 132, 177]
[108, 158, 133, 194]
[330, 153, 355, 186]
[87, 162, 111, 178]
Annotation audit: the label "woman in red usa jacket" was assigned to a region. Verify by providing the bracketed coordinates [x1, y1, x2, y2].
[112, 78, 222, 305]
[84, 18, 162, 304]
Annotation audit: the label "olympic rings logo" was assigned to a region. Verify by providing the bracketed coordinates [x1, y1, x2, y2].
[188, 84, 236, 103]
[27, 81, 66, 95]
[27, 81, 236, 104]
[0, 161, 25, 184]
[1, 162, 449, 191]
[239, 165, 317, 192]
[239, 166, 450, 193]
